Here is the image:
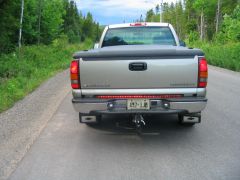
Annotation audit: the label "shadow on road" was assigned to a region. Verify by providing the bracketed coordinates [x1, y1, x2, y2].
[87, 114, 196, 136]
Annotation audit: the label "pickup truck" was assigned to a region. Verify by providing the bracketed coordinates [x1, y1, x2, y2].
[70, 22, 208, 128]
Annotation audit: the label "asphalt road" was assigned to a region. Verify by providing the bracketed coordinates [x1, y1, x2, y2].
[7, 66, 240, 180]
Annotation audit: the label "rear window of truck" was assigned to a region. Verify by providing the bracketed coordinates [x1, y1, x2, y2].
[102, 26, 176, 47]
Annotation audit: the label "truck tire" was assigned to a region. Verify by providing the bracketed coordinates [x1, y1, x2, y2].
[79, 113, 101, 125]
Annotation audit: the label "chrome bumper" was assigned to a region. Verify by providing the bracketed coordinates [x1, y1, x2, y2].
[72, 98, 207, 114]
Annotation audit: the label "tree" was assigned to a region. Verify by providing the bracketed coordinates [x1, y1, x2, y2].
[37, 0, 43, 44]
[175, 1, 185, 39]
[220, 5, 240, 42]
[22, 0, 38, 44]
[215, 0, 221, 33]
[193, 0, 205, 40]
[146, 9, 155, 22]
[0, 0, 102, 54]
[63, 0, 82, 43]
[0, 0, 21, 52]
[18, 0, 24, 48]
[40, 0, 65, 44]
[82, 12, 94, 40]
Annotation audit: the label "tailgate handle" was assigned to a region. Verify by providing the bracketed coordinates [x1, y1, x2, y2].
[129, 62, 147, 71]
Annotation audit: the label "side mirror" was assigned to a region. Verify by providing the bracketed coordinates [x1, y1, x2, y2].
[94, 43, 99, 49]
[179, 40, 186, 47]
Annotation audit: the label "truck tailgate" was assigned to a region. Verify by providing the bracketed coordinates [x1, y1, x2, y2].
[80, 58, 198, 89]
[74, 45, 203, 95]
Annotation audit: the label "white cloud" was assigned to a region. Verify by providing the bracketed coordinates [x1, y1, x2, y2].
[74, 0, 178, 24]
[77, 0, 152, 10]
[76, 0, 177, 11]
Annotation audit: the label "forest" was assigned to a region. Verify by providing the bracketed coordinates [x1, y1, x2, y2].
[144, 0, 240, 71]
[0, 0, 101, 112]
[0, 0, 101, 53]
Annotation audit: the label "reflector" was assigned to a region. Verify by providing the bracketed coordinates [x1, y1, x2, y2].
[198, 82, 207, 88]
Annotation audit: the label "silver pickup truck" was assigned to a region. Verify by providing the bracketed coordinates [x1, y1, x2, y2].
[71, 22, 208, 127]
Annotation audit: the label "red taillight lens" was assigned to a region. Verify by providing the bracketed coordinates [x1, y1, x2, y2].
[71, 61, 79, 74]
[198, 58, 208, 88]
[97, 94, 183, 99]
[70, 60, 80, 89]
[130, 22, 147, 26]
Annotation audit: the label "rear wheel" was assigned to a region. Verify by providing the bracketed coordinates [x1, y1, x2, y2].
[79, 113, 101, 125]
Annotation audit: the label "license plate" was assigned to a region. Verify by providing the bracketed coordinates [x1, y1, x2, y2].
[127, 99, 150, 110]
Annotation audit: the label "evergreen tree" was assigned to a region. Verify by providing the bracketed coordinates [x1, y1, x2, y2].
[0, 0, 102, 53]
[144, 0, 240, 42]
[0, 0, 21, 52]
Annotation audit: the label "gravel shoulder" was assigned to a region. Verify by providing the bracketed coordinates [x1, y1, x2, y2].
[0, 70, 71, 180]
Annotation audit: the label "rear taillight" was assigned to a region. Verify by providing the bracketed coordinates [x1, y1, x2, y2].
[70, 60, 80, 89]
[198, 57, 208, 88]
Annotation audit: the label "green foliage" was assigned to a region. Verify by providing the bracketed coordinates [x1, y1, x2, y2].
[0, 41, 92, 112]
[63, 1, 101, 44]
[52, 35, 69, 49]
[22, 0, 38, 44]
[63, 0, 82, 43]
[186, 31, 200, 44]
[198, 42, 240, 71]
[217, 5, 240, 42]
[193, 0, 213, 13]
[144, 0, 240, 41]
[40, 0, 65, 44]
[187, 38, 240, 71]
[146, 9, 155, 22]
[0, 0, 102, 53]
[221, 0, 240, 15]
[0, 0, 20, 52]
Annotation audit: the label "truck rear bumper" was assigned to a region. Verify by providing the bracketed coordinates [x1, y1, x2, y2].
[72, 98, 207, 114]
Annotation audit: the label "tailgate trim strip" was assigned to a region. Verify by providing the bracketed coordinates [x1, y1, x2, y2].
[81, 88, 198, 96]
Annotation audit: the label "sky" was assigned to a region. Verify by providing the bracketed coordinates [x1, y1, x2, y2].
[74, 0, 177, 25]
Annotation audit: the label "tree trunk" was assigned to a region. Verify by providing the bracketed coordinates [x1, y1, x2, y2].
[18, 0, 24, 48]
[216, 0, 221, 33]
[160, 0, 163, 22]
[37, 0, 42, 45]
[200, 8, 204, 41]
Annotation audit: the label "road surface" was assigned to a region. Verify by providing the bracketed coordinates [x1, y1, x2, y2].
[5, 66, 240, 180]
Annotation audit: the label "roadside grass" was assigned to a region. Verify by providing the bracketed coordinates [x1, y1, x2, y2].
[188, 41, 240, 72]
[0, 39, 92, 113]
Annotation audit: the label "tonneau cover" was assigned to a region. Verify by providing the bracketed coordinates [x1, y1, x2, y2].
[73, 45, 204, 59]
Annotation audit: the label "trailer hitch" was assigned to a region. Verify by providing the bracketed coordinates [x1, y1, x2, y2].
[133, 114, 146, 134]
